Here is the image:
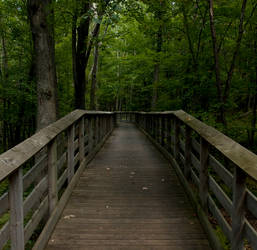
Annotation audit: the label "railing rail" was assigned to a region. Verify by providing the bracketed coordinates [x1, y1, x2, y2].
[118, 110, 257, 250]
[0, 109, 116, 250]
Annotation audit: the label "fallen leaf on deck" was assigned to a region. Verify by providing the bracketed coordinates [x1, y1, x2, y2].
[64, 214, 75, 219]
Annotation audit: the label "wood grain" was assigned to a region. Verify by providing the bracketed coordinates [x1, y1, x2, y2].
[46, 123, 210, 250]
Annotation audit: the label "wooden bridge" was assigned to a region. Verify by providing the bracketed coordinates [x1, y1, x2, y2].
[0, 110, 257, 250]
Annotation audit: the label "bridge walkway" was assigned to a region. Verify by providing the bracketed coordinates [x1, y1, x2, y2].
[46, 122, 211, 250]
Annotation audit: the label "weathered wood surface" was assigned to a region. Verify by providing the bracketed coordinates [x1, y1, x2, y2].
[0, 110, 113, 182]
[46, 123, 210, 250]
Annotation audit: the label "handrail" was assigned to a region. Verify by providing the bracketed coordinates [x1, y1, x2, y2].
[0, 110, 113, 182]
[0, 109, 116, 250]
[134, 110, 257, 181]
[119, 110, 257, 250]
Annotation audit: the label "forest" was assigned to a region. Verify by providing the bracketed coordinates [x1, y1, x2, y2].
[0, 0, 257, 153]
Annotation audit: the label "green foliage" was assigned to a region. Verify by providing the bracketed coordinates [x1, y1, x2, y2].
[215, 226, 230, 250]
[0, 0, 256, 149]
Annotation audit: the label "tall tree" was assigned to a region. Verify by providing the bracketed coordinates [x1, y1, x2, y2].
[208, 0, 248, 125]
[27, 0, 57, 130]
[72, 0, 110, 109]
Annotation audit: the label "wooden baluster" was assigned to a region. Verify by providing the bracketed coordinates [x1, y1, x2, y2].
[147, 115, 149, 133]
[79, 117, 85, 164]
[109, 116, 111, 132]
[104, 115, 107, 135]
[112, 114, 116, 129]
[48, 139, 57, 214]
[161, 116, 165, 147]
[231, 166, 246, 250]
[167, 117, 172, 152]
[92, 116, 96, 147]
[156, 116, 159, 143]
[151, 116, 154, 136]
[67, 124, 75, 183]
[9, 168, 25, 250]
[100, 116, 103, 139]
[88, 117, 92, 153]
[200, 137, 209, 212]
[115, 113, 117, 127]
[107, 116, 109, 132]
[98, 116, 101, 143]
[110, 115, 112, 131]
[156, 116, 159, 142]
[153, 116, 156, 139]
[184, 126, 192, 179]
[174, 118, 180, 161]
[95, 116, 98, 145]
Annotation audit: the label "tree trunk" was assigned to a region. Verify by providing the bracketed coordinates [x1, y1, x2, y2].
[73, 2, 90, 109]
[248, 38, 257, 147]
[27, 0, 57, 130]
[1, 35, 8, 151]
[151, 25, 162, 110]
[223, 0, 248, 103]
[90, 42, 99, 110]
[208, 0, 225, 124]
[182, 3, 196, 67]
[208, 0, 248, 125]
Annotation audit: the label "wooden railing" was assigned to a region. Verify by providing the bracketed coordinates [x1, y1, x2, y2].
[0, 110, 116, 250]
[130, 111, 257, 250]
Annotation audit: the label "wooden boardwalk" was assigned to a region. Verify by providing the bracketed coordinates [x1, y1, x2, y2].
[46, 123, 211, 250]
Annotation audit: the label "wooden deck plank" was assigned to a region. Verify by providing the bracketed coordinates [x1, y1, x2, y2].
[45, 123, 211, 249]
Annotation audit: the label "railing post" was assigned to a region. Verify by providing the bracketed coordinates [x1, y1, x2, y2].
[93, 116, 96, 147]
[113, 114, 116, 129]
[167, 116, 172, 152]
[79, 117, 85, 164]
[231, 166, 246, 250]
[95, 116, 98, 145]
[155, 116, 159, 142]
[67, 124, 75, 183]
[103, 115, 106, 137]
[101, 116, 104, 138]
[48, 139, 57, 214]
[158, 116, 161, 144]
[200, 137, 209, 212]
[88, 117, 92, 153]
[174, 117, 180, 161]
[150, 115, 154, 137]
[108, 116, 112, 132]
[98, 116, 101, 143]
[9, 168, 24, 250]
[184, 125, 192, 179]
[161, 116, 165, 147]
[153, 116, 156, 139]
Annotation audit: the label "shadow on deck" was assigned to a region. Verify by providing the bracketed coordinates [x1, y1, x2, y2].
[46, 122, 210, 250]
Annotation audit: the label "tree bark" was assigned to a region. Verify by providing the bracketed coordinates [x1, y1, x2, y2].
[90, 42, 99, 110]
[151, 24, 162, 110]
[73, 2, 90, 110]
[208, 0, 225, 124]
[27, 0, 57, 130]
[223, 0, 248, 103]
[73, 0, 109, 110]
[1, 35, 8, 151]
[248, 37, 257, 147]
